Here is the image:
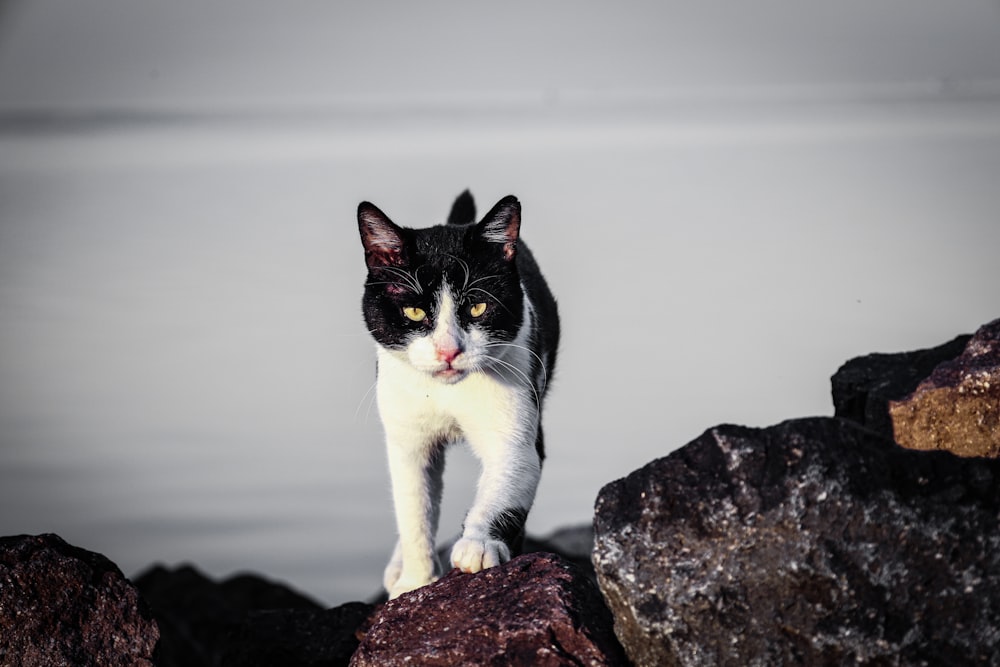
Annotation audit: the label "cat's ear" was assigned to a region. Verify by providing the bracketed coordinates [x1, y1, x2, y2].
[358, 202, 407, 268]
[447, 190, 476, 226]
[477, 195, 520, 262]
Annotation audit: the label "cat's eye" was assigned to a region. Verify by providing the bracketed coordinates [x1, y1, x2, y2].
[402, 306, 426, 322]
[469, 302, 488, 318]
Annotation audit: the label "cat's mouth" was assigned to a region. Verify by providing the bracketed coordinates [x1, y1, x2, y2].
[434, 367, 467, 383]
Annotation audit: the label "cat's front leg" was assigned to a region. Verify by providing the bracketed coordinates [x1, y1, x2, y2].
[383, 434, 446, 599]
[451, 428, 541, 574]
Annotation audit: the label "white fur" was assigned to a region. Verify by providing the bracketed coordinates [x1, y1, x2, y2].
[376, 285, 542, 599]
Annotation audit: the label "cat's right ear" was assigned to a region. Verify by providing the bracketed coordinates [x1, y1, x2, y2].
[358, 202, 407, 269]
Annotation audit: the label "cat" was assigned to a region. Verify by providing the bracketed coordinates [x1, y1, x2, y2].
[357, 190, 559, 599]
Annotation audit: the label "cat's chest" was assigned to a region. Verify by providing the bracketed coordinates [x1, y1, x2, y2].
[375, 348, 524, 430]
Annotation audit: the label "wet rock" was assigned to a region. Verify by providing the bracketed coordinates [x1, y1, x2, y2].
[889, 318, 1000, 457]
[134, 563, 372, 667]
[831, 333, 971, 438]
[593, 417, 1000, 667]
[351, 551, 629, 666]
[0, 533, 158, 667]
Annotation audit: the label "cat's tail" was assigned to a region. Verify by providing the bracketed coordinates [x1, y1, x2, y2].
[447, 190, 476, 226]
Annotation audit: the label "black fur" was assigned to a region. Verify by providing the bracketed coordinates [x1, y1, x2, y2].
[358, 194, 558, 378]
[486, 507, 529, 555]
[446, 190, 476, 226]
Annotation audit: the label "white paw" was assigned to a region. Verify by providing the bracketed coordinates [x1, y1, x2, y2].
[383, 544, 441, 599]
[387, 572, 438, 600]
[450, 537, 510, 574]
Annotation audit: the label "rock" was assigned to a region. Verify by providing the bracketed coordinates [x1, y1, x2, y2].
[831, 332, 971, 438]
[0, 533, 158, 667]
[525, 525, 596, 584]
[220, 602, 375, 667]
[593, 417, 1000, 667]
[351, 552, 629, 666]
[889, 318, 1000, 457]
[134, 563, 372, 667]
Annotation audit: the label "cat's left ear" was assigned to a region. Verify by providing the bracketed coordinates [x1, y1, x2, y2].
[477, 195, 520, 262]
[358, 202, 408, 268]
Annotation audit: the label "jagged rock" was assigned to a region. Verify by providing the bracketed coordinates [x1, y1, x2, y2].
[0, 533, 158, 667]
[831, 333, 971, 438]
[889, 318, 1000, 457]
[351, 552, 629, 666]
[593, 417, 1000, 667]
[134, 563, 372, 667]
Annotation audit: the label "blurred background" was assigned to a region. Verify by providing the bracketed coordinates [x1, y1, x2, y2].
[1, 0, 998, 605]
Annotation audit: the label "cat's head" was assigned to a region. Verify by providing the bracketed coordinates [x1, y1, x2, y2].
[358, 194, 525, 384]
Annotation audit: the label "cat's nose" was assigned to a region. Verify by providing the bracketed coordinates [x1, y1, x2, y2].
[436, 345, 462, 365]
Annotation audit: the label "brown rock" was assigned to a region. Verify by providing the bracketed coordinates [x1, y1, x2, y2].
[831, 333, 971, 438]
[0, 533, 159, 667]
[350, 552, 628, 666]
[890, 318, 1000, 457]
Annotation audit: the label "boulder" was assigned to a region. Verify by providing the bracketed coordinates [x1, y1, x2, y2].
[0, 533, 158, 667]
[593, 417, 1000, 666]
[831, 333, 971, 438]
[351, 551, 629, 666]
[889, 318, 1000, 457]
[134, 563, 372, 667]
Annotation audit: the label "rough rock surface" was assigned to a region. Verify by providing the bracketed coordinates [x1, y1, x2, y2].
[351, 552, 629, 667]
[593, 417, 1000, 667]
[889, 318, 1000, 457]
[134, 563, 372, 667]
[831, 332, 971, 438]
[0, 533, 159, 667]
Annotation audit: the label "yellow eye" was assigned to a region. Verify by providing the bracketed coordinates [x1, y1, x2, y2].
[402, 306, 426, 322]
[469, 302, 487, 318]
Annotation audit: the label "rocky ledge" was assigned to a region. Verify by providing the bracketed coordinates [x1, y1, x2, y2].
[2, 318, 997, 666]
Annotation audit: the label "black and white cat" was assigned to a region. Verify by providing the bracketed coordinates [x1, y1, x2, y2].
[358, 191, 559, 599]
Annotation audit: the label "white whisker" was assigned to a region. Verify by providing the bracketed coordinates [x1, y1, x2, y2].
[377, 267, 423, 294]
[445, 254, 472, 294]
[483, 354, 540, 412]
[354, 379, 379, 424]
[486, 342, 548, 393]
[467, 274, 499, 288]
[467, 286, 514, 315]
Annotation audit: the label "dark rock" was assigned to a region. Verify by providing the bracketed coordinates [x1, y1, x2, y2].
[526, 524, 596, 582]
[220, 602, 375, 667]
[889, 318, 1000, 457]
[134, 563, 372, 667]
[0, 533, 158, 667]
[593, 417, 1000, 666]
[351, 551, 629, 666]
[831, 333, 971, 438]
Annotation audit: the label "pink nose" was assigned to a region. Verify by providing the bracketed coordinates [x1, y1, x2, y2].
[437, 346, 461, 364]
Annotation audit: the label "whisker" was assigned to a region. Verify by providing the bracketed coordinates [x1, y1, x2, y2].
[466, 274, 500, 288]
[486, 342, 548, 393]
[354, 379, 379, 424]
[466, 286, 514, 315]
[483, 354, 540, 412]
[376, 267, 422, 294]
[445, 254, 471, 294]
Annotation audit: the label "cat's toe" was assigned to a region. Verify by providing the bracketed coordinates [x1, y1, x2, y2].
[450, 537, 510, 573]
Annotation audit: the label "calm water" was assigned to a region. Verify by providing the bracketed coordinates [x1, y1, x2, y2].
[2, 101, 999, 604]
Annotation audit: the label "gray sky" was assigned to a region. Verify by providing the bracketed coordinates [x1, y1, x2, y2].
[2, 0, 999, 111]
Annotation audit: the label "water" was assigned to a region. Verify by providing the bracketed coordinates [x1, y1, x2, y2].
[2, 100, 999, 604]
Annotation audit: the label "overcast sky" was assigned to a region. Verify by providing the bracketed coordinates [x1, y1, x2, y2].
[2, 0, 999, 112]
